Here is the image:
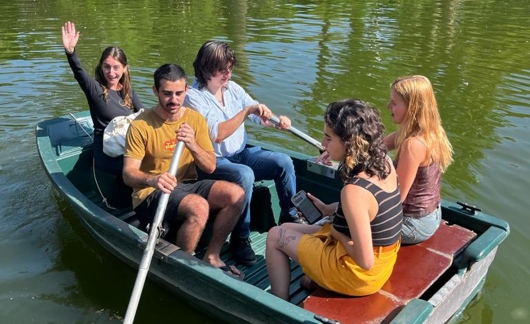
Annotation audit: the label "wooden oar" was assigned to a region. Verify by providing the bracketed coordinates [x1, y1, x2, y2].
[123, 141, 185, 324]
[269, 115, 325, 152]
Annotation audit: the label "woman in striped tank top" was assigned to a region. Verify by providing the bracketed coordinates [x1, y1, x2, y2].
[266, 99, 403, 300]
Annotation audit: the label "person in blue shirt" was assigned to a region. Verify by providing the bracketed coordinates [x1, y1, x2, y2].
[184, 40, 303, 266]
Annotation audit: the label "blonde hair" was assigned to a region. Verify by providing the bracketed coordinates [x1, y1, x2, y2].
[391, 75, 453, 172]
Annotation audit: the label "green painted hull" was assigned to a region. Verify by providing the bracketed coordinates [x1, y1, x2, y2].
[36, 111, 509, 324]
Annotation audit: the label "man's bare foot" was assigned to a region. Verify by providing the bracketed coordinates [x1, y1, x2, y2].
[203, 255, 244, 280]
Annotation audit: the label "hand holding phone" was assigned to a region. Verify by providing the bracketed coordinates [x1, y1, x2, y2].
[291, 190, 323, 225]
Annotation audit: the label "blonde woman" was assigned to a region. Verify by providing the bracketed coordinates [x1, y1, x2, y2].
[385, 75, 453, 244]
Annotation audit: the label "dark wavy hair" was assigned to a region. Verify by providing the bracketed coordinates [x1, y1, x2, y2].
[94, 46, 133, 109]
[324, 99, 390, 182]
[192, 40, 237, 89]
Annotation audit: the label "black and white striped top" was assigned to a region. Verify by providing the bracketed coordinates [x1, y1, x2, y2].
[332, 177, 403, 246]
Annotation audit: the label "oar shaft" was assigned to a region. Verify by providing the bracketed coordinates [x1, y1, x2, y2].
[269, 115, 324, 152]
[124, 141, 185, 324]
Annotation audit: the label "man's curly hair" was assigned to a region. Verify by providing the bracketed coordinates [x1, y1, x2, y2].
[324, 99, 390, 182]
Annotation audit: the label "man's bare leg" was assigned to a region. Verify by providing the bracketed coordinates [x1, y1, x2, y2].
[174, 194, 209, 254]
[204, 180, 244, 267]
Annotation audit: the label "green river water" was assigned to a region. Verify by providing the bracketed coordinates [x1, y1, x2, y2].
[1, 0, 529, 323]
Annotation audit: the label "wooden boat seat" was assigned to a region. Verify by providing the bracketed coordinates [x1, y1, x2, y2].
[302, 221, 477, 323]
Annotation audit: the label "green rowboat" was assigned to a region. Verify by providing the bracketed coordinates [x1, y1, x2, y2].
[36, 111, 509, 324]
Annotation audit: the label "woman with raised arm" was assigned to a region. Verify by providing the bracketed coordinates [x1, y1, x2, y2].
[61, 21, 143, 176]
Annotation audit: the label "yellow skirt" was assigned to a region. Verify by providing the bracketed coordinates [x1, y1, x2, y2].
[298, 223, 400, 296]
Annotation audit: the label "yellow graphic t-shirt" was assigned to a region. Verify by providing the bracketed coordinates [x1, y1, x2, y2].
[124, 108, 214, 209]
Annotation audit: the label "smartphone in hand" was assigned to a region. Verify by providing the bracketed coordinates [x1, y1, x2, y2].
[291, 190, 323, 225]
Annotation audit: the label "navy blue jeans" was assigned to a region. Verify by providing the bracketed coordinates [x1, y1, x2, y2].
[197, 146, 296, 239]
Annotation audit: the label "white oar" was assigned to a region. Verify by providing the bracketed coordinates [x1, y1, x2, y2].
[123, 141, 185, 324]
[269, 115, 325, 152]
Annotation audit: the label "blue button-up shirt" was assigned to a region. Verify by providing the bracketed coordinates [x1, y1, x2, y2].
[185, 80, 262, 157]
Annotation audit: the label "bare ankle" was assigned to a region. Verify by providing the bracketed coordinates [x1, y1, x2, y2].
[202, 254, 223, 268]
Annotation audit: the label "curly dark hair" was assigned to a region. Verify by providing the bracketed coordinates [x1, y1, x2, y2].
[324, 99, 390, 182]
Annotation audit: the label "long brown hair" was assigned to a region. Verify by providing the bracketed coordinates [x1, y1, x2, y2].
[391, 75, 453, 172]
[94, 46, 133, 109]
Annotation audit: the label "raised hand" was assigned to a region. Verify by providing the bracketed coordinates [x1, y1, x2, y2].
[61, 21, 80, 54]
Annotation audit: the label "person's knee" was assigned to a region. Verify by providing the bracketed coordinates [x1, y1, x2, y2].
[215, 181, 245, 208]
[208, 181, 245, 213]
[181, 195, 209, 225]
[266, 226, 281, 247]
[195, 200, 210, 215]
[231, 183, 245, 208]
[232, 165, 255, 191]
[223, 181, 246, 207]
[275, 153, 295, 171]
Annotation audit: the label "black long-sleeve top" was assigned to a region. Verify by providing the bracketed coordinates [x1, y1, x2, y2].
[65, 50, 143, 137]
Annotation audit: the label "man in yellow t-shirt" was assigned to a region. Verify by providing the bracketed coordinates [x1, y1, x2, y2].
[123, 64, 245, 279]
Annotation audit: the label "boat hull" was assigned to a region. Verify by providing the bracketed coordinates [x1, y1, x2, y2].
[36, 111, 510, 324]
